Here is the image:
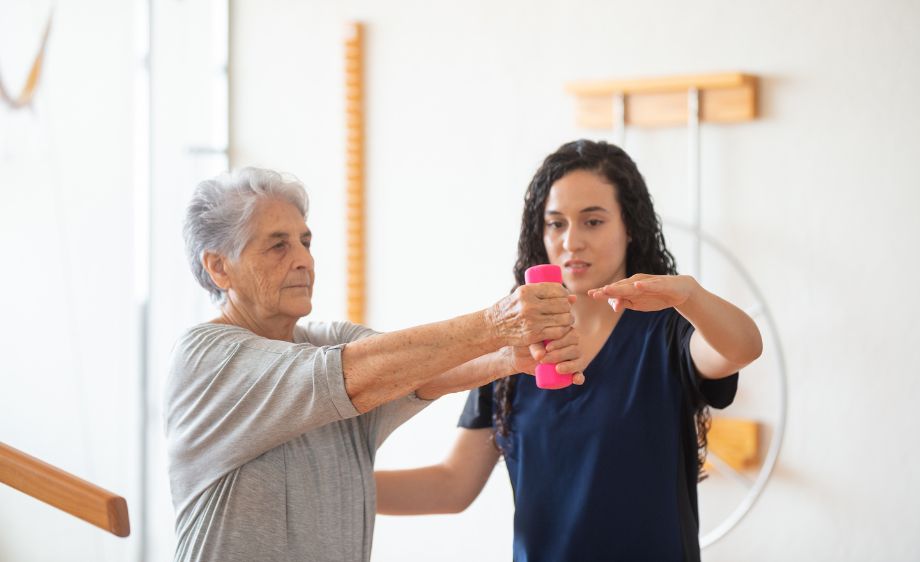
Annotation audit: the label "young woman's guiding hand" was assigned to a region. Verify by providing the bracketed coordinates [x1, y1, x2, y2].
[588, 274, 700, 313]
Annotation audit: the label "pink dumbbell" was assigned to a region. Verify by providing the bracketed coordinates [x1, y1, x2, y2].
[524, 264, 573, 390]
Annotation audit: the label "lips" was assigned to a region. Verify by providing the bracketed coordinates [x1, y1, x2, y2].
[285, 273, 313, 289]
[563, 259, 590, 271]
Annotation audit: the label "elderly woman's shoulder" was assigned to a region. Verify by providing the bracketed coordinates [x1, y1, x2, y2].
[172, 320, 377, 352]
[297, 320, 378, 347]
[181, 321, 249, 339]
[175, 322, 268, 352]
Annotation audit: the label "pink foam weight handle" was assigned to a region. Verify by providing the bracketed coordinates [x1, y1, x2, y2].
[523, 264, 572, 390]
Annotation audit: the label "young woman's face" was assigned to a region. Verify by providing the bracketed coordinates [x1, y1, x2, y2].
[542, 169, 629, 294]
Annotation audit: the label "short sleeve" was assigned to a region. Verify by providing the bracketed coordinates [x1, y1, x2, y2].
[668, 311, 739, 410]
[457, 383, 495, 429]
[299, 320, 377, 346]
[164, 324, 362, 512]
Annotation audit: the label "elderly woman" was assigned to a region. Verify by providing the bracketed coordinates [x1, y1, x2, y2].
[164, 167, 582, 562]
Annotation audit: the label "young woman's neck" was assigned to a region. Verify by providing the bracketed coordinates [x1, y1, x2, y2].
[570, 268, 628, 332]
[572, 289, 622, 332]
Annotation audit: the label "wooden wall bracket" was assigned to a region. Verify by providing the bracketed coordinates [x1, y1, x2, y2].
[566, 72, 758, 129]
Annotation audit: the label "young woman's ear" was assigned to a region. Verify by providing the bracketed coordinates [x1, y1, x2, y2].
[202, 252, 231, 291]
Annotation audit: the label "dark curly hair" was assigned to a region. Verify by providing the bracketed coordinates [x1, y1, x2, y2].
[493, 139, 711, 481]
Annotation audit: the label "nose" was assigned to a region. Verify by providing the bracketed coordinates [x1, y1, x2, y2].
[293, 240, 314, 278]
[562, 224, 585, 253]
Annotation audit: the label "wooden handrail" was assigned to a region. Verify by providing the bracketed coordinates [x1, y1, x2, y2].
[0, 441, 130, 537]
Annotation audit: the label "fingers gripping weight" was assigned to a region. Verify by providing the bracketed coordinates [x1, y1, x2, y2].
[524, 264, 573, 390]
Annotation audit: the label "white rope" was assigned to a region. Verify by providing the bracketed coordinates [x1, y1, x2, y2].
[0, 10, 53, 110]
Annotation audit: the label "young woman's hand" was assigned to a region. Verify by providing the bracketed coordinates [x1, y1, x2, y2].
[587, 274, 700, 313]
[506, 327, 585, 385]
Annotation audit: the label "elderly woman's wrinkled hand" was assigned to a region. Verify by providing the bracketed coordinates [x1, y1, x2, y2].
[486, 283, 575, 347]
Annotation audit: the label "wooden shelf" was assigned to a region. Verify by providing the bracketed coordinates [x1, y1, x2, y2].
[705, 416, 761, 471]
[566, 72, 758, 129]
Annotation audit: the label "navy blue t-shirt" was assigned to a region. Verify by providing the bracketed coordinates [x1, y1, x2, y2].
[459, 308, 738, 562]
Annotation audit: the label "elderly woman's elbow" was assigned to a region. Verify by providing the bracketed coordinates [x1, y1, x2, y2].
[343, 384, 376, 415]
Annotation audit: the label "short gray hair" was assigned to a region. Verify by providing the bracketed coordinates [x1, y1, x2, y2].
[183, 167, 309, 303]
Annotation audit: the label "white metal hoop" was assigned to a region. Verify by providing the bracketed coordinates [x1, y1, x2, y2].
[664, 220, 788, 548]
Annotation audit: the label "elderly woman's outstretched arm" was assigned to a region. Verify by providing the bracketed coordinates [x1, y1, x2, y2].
[410, 324, 582, 400]
[342, 283, 575, 413]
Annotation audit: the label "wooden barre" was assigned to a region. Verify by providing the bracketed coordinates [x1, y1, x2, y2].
[0, 441, 130, 537]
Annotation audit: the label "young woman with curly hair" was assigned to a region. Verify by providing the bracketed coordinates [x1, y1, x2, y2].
[375, 140, 762, 562]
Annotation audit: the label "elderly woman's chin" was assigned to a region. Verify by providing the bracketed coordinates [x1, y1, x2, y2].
[280, 290, 313, 318]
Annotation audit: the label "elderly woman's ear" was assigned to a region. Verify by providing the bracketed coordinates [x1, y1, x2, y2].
[202, 252, 231, 291]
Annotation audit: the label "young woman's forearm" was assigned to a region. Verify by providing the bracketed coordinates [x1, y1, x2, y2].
[415, 348, 514, 401]
[376, 466, 463, 514]
[375, 428, 499, 514]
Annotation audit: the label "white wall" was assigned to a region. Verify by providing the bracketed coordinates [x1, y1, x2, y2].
[0, 1, 140, 561]
[3, 0, 918, 560]
[229, 0, 920, 561]
[144, 0, 230, 559]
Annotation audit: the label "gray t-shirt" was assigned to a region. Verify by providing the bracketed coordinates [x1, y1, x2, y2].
[164, 321, 430, 562]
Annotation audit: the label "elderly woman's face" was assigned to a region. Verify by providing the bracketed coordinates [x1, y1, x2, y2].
[225, 198, 314, 320]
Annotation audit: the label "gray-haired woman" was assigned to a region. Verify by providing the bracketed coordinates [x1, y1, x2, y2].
[164, 167, 583, 562]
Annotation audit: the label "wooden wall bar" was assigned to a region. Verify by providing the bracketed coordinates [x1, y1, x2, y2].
[344, 22, 366, 324]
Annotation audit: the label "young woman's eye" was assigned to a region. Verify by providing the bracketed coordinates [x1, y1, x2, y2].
[586, 219, 604, 227]
[545, 221, 563, 230]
